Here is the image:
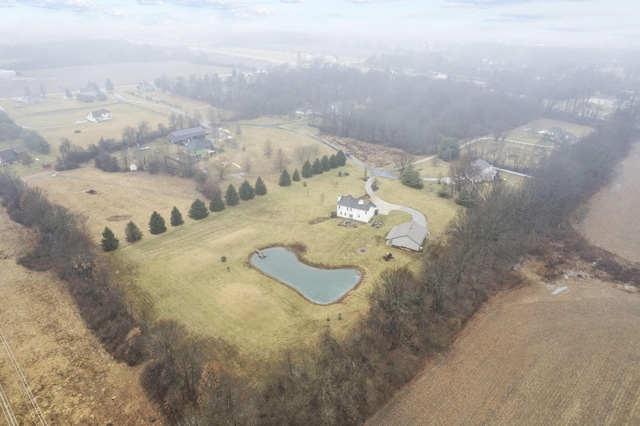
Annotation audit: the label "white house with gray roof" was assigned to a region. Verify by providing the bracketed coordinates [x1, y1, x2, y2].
[336, 195, 377, 223]
[385, 221, 428, 252]
[86, 109, 112, 122]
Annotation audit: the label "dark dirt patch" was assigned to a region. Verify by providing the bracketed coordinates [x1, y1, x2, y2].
[107, 215, 132, 222]
[309, 217, 330, 225]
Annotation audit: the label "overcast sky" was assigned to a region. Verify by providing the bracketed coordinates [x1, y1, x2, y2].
[0, 0, 638, 49]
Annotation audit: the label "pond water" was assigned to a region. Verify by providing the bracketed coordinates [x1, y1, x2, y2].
[250, 247, 361, 304]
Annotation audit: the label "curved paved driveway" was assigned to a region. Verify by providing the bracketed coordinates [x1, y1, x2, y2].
[365, 177, 427, 228]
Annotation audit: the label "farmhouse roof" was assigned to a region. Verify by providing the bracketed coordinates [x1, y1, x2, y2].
[0, 148, 19, 163]
[337, 195, 376, 211]
[168, 126, 206, 140]
[89, 108, 110, 117]
[385, 221, 428, 246]
[12, 146, 26, 155]
[468, 158, 498, 182]
[471, 159, 491, 170]
[185, 138, 213, 152]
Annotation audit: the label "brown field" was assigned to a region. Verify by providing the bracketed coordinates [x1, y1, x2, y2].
[369, 266, 640, 425]
[581, 141, 640, 262]
[0, 209, 162, 425]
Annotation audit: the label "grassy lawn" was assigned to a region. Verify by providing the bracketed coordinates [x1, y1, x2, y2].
[111, 164, 426, 370]
[466, 138, 553, 171]
[6, 88, 541, 376]
[375, 179, 461, 236]
[28, 121, 442, 375]
[505, 118, 594, 144]
[0, 94, 170, 154]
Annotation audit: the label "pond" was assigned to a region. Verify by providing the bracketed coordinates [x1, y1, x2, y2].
[250, 247, 361, 304]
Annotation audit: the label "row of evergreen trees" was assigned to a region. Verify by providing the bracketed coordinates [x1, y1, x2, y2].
[101, 177, 268, 251]
[279, 150, 347, 186]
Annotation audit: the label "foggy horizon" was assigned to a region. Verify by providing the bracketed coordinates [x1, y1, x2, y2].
[0, 0, 638, 50]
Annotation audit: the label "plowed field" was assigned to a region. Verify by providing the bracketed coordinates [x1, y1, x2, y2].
[0, 209, 162, 425]
[582, 142, 640, 262]
[369, 273, 640, 425]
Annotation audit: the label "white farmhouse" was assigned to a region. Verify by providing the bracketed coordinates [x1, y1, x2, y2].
[336, 195, 377, 223]
[86, 109, 112, 123]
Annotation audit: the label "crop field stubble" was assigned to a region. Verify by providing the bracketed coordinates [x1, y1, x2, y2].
[369, 269, 640, 426]
[0, 209, 162, 425]
[581, 141, 640, 262]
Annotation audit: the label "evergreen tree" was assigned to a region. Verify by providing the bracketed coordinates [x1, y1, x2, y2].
[321, 155, 331, 171]
[239, 180, 255, 201]
[329, 154, 338, 169]
[292, 169, 301, 182]
[336, 150, 347, 166]
[209, 191, 226, 212]
[254, 176, 267, 195]
[189, 199, 209, 219]
[101, 227, 119, 251]
[149, 211, 167, 234]
[125, 221, 143, 242]
[312, 158, 323, 175]
[401, 165, 424, 189]
[105, 78, 114, 92]
[301, 160, 313, 178]
[225, 184, 240, 206]
[170, 206, 184, 226]
[279, 169, 291, 186]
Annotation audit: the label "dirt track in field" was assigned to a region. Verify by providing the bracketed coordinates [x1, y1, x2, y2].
[582, 141, 640, 263]
[0, 209, 162, 425]
[368, 272, 640, 425]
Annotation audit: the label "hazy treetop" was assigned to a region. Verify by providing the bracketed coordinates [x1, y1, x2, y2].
[0, 0, 637, 50]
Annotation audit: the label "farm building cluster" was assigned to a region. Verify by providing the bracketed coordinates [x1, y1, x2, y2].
[336, 194, 428, 252]
[0, 146, 26, 166]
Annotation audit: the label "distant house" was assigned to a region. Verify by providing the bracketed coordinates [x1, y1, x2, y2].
[86, 109, 112, 122]
[336, 195, 377, 223]
[78, 87, 97, 98]
[385, 221, 428, 252]
[0, 69, 16, 79]
[184, 139, 214, 159]
[538, 127, 578, 144]
[136, 82, 155, 92]
[0, 148, 22, 166]
[168, 126, 206, 145]
[467, 159, 499, 183]
[13, 95, 46, 107]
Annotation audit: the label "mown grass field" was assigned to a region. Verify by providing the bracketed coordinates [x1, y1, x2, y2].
[504, 118, 594, 144]
[25, 119, 458, 375]
[1, 88, 523, 376]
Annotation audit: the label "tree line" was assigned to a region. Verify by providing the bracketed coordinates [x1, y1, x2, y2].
[155, 65, 541, 154]
[101, 177, 267, 252]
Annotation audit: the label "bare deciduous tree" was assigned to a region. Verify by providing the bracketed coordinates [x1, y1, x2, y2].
[394, 152, 415, 174]
[263, 139, 273, 158]
[274, 148, 289, 172]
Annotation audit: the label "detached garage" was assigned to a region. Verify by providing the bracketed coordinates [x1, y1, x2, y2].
[385, 221, 428, 252]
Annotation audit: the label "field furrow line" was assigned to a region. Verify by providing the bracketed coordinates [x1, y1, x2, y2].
[0, 328, 48, 426]
[0, 380, 19, 426]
